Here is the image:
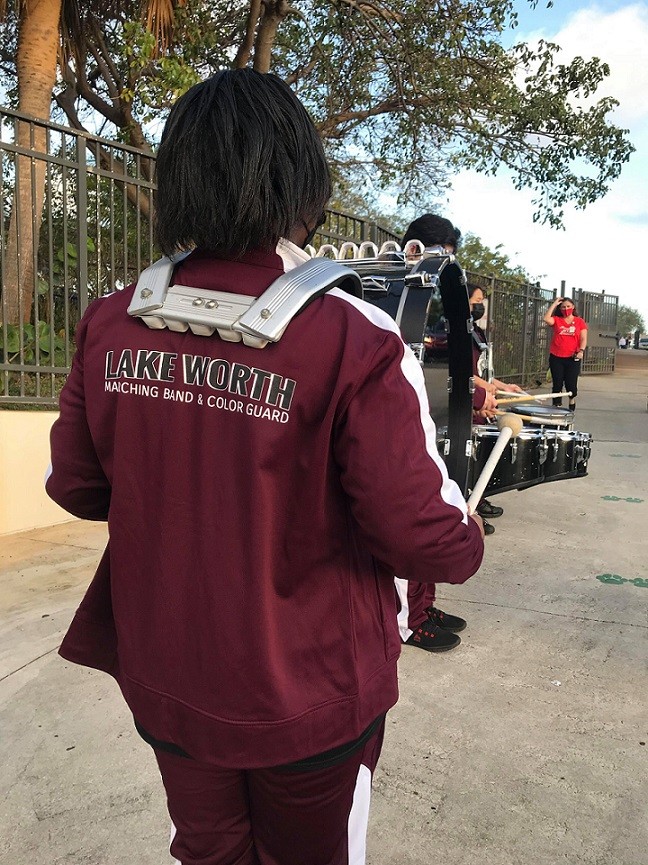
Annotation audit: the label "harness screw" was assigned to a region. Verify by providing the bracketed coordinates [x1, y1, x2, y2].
[205, 300, 218, 309]
[261, 308, 272, 319]
[192, 298, 204, 306]
[140, 288, 152, 299]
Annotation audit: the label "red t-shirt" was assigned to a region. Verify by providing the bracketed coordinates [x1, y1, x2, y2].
[550, 316, 587, 357]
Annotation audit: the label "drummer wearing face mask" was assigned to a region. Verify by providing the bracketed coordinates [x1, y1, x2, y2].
[467, 284, 524, 532]
[469, 285, 524, 423]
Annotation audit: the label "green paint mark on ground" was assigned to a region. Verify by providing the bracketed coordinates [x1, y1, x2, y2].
[601, 496, 644, 503]
[596, 574, 648, 588]
[610, 454, 642, 458]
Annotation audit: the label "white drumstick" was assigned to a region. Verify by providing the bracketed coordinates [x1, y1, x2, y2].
[466, 413, 525, 513]
[496, 391, 571, 404]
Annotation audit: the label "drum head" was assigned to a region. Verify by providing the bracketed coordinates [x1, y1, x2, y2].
[510, 404, 573, 424]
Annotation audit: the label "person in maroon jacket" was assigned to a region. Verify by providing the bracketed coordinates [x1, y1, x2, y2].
[47, 71, 484, 865]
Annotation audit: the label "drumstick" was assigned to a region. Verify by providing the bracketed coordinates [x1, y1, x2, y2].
[491, 409, 568, 425]
[466, 414, 524, 514]
[496, 391, 571, 404]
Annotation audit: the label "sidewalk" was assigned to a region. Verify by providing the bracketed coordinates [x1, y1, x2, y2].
[2, 352, 647, 865]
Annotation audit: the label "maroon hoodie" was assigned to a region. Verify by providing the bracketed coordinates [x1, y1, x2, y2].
[48, 242, 483, 769]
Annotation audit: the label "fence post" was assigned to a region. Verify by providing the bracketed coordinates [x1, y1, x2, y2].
[76, 133, 89, 314]
[521, 282, 530, 384]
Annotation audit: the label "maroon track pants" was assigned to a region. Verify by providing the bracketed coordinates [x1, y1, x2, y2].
[395, 577, 436, 640]
[154, 722, 385, 865]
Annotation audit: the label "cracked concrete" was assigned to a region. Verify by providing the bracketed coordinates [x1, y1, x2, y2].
[1, 350, 647, 864]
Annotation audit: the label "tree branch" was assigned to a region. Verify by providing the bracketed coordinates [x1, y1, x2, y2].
[253, 0, 289, 73]
[233, 0, 262, 69]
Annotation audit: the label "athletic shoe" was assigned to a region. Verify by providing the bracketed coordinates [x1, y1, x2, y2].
[483, 519, 495, 535]
[405, 619, 461, 652]
[476, 499, 504, 518]
[426, 606, 467, 633]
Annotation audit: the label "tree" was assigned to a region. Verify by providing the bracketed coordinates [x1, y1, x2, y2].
[0, 0, 182, 324]
[616, 305, 645, 338]
[4, 1, 634, 223]
[0, 1, 635, 322]
[458, 233, 534, 284]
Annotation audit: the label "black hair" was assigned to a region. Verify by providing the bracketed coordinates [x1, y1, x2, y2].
[154, 70, 332, 257]
[467, 283, 486, 299]
[401, 214, 461, 252]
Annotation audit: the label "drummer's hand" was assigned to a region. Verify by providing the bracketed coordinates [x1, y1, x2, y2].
[468, 511, 485, 539]
[482, 392, 498, 413]
[503, 384, 524, 393]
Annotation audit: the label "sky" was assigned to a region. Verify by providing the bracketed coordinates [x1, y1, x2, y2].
[441, 0, 648, 329]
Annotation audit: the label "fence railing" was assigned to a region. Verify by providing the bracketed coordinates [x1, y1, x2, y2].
[1, 106, 156, 404]
[1, 106, 617, 405]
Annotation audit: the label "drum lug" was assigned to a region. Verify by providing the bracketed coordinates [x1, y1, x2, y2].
[539, 435, 548, 465]
[552, 440, 559, 462]
[465, 438, 473, 458]
[446, 376, 453, 393]
[511, 439, 518, 464]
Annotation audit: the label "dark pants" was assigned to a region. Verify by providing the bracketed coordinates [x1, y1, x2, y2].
[154, 722, 385, 865]
[549, 353, 580, 404]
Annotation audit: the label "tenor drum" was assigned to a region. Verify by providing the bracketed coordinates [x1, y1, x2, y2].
[469, 425, 545, 496]
[543, 430, 592, 482]
[509, 404, 573, 428]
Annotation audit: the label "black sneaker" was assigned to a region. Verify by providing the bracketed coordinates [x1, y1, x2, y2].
[483, 520, 495, 535]
[476, 499, 504, 518]
[426, 606, 467, 633]
[405, 619, 461, 652]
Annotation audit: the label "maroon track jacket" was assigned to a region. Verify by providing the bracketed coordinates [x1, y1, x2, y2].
[48, 241, 484, 769]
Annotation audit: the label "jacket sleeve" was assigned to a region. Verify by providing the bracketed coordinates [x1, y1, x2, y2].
[334, 331, 483, 585]
[46, 303, 111, 521]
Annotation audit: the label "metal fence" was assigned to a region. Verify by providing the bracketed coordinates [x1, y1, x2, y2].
[1, 107, 617, 405]
[1, 106, 156, 404]
[468, 274, 618, 387]
[468, 273, 557, 388]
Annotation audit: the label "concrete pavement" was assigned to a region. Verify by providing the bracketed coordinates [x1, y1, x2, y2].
[1, 350, 647, 864]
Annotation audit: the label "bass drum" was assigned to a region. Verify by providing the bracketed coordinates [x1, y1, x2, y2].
[349, 251, 475, 495]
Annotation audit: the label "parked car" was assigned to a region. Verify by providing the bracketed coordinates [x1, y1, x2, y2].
[423, 321, 449, 362]
[638, 337, 648, 350]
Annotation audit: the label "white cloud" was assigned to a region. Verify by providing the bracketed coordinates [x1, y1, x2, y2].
[445, 2, 648, 329]
[546, 3, 648, 126]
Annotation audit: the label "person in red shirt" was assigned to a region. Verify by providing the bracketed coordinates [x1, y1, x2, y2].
[543, 297, 588, 412]
[46, 71, 484, 865]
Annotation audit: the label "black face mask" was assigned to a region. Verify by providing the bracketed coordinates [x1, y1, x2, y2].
[301, 212, 327, 249]
[471, 303, 485, 321]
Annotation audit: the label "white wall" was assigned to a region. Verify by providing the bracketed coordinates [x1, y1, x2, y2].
[0, 411, 73, 535]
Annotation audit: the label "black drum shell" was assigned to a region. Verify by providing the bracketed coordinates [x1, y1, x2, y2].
[468, 425, 545, 496]
[542, 430, 592, 482]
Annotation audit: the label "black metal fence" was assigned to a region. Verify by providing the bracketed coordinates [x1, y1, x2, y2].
[1, 106, 156, 404]
[468, 274, 618, 386]
[1, 107, 617, 406]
